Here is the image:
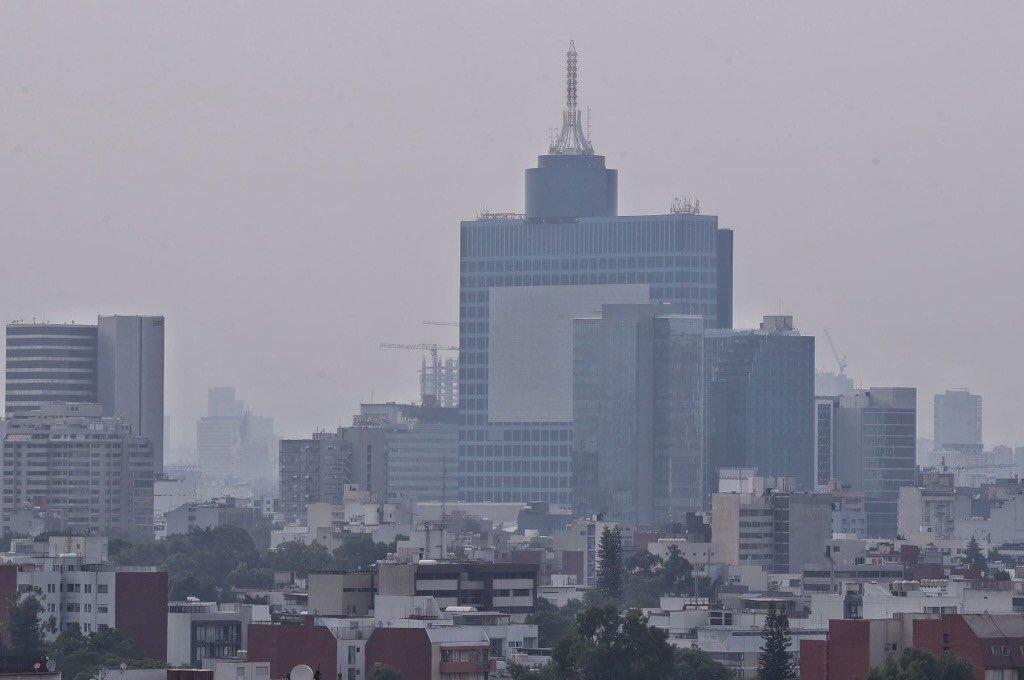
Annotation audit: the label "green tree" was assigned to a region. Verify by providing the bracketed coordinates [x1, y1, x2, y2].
[367, 665, 403, 680]
[660, 546, 694, 597]
[595, 527, 623, 601]
[268, 540, 335, 577]
[865, 647, 972, 680]
[964, 536, 987, 575]
[673, 647, 733, 680]
[48, 625, 167, 680]
[757, 602, 796, 680]
[7, 593, 47, 658]
[332, 534, 390, 571]
[527, 597, 587, 648]
[552, 606, 674, 680]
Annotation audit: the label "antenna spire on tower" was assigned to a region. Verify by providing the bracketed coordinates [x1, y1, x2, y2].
[550, 40, 594, 155]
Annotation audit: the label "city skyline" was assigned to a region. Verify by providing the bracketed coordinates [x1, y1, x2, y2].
[3, 4, 1023, 447]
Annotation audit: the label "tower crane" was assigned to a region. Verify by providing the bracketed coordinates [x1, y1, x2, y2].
[380, 343, 460, 407]
[420, 321, 458, 328]
[823, 328, 848, 377]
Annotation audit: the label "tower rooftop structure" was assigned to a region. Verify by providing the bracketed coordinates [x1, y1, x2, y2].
[525, 41, 616, 220]
[549, 41, 593, 155]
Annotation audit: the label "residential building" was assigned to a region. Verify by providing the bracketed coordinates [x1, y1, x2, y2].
[572, 304, 705, 524]
[163, 499, 257, 537]
[307, 572, 375, 617]
[458, 44, 734, 505]
[897, 473, 957, 543]
[167, 600, 269, 666]
[96, 315, 165, 472]
[827, 481, 868, 538]
[0, 536, 167, 659]
[4, 322, 98, 415]
[702, 315, 815, 492]
[376, 561, 538, 616]
[550, 517, 618, 587]
[1, 404, 155, 535]
[365, 627, 491, 680]
[832, 388, 917, 537]
[710, 477, 833, 574]
[799, 615, 922, 680]
[248, 616, 376, 680]
[934, 389, 983, 451]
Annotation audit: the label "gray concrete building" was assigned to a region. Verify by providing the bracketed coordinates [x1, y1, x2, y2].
[831, 387, 917, 538]
[4, 323, 98, 415]
[278, 432, 351, 522]
[1, 403, 155, 536]
[572, 303, 705, 525]
[934, 388, 983, 451]
[96, 315, 165, 472]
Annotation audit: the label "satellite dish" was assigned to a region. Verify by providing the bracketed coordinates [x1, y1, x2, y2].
[121, 664, 128, 671]
[290, 665, 315, 680]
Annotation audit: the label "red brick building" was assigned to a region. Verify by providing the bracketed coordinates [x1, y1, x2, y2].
[365, 626, 491, 680]
[800, 614, 1024, 680]
[914, 614, 1024, 680]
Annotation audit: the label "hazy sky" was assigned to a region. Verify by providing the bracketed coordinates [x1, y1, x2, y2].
[3, 3, 1023, 449]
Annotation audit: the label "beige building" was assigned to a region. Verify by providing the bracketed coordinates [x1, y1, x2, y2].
[711, 483, 833, 574]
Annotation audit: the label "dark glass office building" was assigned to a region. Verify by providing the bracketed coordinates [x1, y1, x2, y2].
[832, 387, 917, 537]
[573, 304, 705, 524]
[702, 316, 815, 493]
[5, 323, 98, 415]
[458, 44, 734, 503]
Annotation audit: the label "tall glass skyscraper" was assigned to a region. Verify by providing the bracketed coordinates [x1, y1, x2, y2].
[702, 316, 815, 493]
[458, 43, 734, 503]
[573, 304, 705, 524]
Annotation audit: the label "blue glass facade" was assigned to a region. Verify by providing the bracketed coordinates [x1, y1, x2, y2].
[702, 323, 816, 493]
[458, 214, 734, 503]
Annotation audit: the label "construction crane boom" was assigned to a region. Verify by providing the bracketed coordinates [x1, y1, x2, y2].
[823, 328, 848, 377]
[420, 321, 459, 328]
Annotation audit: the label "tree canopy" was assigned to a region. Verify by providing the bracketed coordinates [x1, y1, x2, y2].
[866, 648, 973, 680]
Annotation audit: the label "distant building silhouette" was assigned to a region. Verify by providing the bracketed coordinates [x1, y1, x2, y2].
[934, 388, 982, 451]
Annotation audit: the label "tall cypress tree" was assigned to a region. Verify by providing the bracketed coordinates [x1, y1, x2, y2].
[595, 526, 623, 601]
[757, 602, 796, 680]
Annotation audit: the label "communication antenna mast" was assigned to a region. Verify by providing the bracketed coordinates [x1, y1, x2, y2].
[550, 41, 593, 155]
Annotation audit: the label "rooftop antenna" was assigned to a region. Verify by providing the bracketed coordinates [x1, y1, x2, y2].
[550, 41, 593, 155]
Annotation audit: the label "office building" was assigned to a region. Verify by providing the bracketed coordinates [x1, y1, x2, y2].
[831, 388, 917, 538]
[933, 388, 982, 451]
[710, 474, 833, 574]
[4, 323, 98, 415]
[5, 316, 165, 471]
[381, 404, 458, 504]
[815, 396, 838, 489]
[1, 404, 155, 535]
[572, 303, 704, 524]
[459, 43, 734, 504]
[278, 432, 351, 522]
[96, 315, 165, 472]
[703, 315, 815, 491]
